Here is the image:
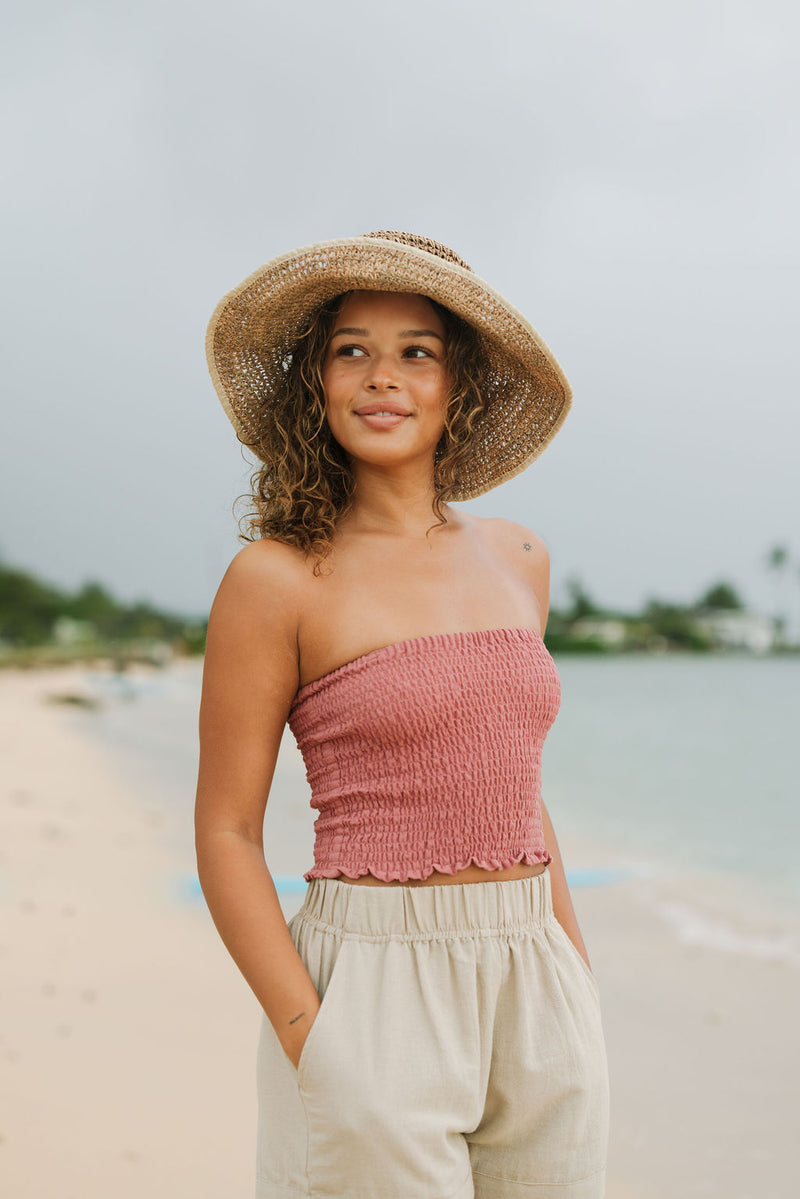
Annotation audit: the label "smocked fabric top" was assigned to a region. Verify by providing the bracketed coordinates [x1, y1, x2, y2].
[287, 626, 561, 883]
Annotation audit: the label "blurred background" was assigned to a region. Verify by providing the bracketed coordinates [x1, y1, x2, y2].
[1, 3, 798, 1198]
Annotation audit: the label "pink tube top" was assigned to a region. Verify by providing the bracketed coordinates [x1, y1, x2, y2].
[287, 626, 560, 883]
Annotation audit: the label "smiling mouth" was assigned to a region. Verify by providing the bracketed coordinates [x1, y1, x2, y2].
[357, 411, 410, 419]
[354, 411, 411, 434]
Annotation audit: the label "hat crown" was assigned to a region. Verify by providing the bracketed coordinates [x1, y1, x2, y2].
[360, 230, 473, 274]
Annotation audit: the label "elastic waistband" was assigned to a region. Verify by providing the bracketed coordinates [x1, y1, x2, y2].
[295, 869, 554, 942]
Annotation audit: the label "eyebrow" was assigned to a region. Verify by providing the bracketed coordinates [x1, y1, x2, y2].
[330, 326, 444, 342]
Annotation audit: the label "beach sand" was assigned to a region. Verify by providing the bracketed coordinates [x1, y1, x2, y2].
[1, 664, 798, 1198]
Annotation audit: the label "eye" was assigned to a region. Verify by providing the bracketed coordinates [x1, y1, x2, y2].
[403, 346, 434, 358]
[335, 344, 367, 357]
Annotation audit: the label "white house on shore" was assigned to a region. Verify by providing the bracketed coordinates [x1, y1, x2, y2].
[570, 619, 629, 647]
[691, 609, 778, 653]
[570, 610, 780, 652]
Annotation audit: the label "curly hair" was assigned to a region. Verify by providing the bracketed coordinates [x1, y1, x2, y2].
[234, 292, 490, 576]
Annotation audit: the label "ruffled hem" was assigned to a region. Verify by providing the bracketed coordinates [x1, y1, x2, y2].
[303, 849, 552, 884]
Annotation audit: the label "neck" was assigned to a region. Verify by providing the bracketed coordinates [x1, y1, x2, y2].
[339, 461, 455, 539]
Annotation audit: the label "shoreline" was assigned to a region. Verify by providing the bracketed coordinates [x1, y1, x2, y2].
[1, 664, 797, 1198]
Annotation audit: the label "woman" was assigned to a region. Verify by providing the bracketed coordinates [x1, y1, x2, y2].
[197, 231, 610, 1198]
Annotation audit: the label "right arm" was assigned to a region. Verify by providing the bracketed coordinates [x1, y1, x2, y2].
[194, 540, 320, 1069]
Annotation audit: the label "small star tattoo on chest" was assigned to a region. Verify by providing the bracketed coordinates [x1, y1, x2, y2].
[522, 542, 532, 551]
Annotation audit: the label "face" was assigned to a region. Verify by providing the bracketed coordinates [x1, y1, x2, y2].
[321, 291, 450, 472]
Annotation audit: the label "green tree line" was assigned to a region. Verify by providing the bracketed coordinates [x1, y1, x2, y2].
[1, 544, 791, 663]
[0, 558, 207, 655]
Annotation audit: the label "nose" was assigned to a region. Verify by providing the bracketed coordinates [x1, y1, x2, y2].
[365, 354, 400, 391]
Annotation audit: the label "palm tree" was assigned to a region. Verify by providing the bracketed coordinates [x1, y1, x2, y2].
[764, 544, 790, 646]
[565, 577, 600, 622]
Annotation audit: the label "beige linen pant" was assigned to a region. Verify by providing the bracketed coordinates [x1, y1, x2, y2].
[256, 869, 609, 1198]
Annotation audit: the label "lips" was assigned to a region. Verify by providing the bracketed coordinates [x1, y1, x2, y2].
[356, 411, 410, 430]
[355, 402, 411, 416]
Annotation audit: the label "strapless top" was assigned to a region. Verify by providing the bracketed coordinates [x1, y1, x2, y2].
[287, 626, 561, 883]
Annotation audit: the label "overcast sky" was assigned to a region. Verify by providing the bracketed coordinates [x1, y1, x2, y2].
[2, 0, 798, 631]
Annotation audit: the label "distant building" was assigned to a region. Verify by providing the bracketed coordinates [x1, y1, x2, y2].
[692, 609, 778, 653]
[570, 618, 629, 647]
[51, 616, 97, 646]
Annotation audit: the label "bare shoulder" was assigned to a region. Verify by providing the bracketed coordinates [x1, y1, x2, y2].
[463, 514, 552, 630]
[463, 513, 550, 568]
[208, 538, 307, 657]
[215, 537, 307, 599]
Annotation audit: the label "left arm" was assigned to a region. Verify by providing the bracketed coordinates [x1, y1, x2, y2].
[492, 517, 593, 972]
[541, 799, 592, 972]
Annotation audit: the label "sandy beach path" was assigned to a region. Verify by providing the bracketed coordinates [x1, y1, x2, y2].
[1, 667, 257, 1198]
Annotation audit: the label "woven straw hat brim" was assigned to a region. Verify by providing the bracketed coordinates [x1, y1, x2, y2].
[206, 236, 572, 501]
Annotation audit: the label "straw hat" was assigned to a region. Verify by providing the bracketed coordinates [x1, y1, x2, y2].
[205, 230, 572, 501]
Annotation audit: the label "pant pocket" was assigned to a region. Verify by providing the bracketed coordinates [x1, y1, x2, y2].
[256, 1014, 309, 1190]
[299, 936, 479, 1198]
[549, 916, 601, 997]
[468, 924, 609, 1191]
[256, 917, 352, 1193]
[291, 922, 352, 1091]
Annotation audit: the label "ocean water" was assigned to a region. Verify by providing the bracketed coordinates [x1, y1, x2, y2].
[68, 651, 800, 918]
[544, 651, 800, 912]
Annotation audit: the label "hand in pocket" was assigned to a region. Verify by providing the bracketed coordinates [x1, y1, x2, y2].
[284, 1000, 321, 1071]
